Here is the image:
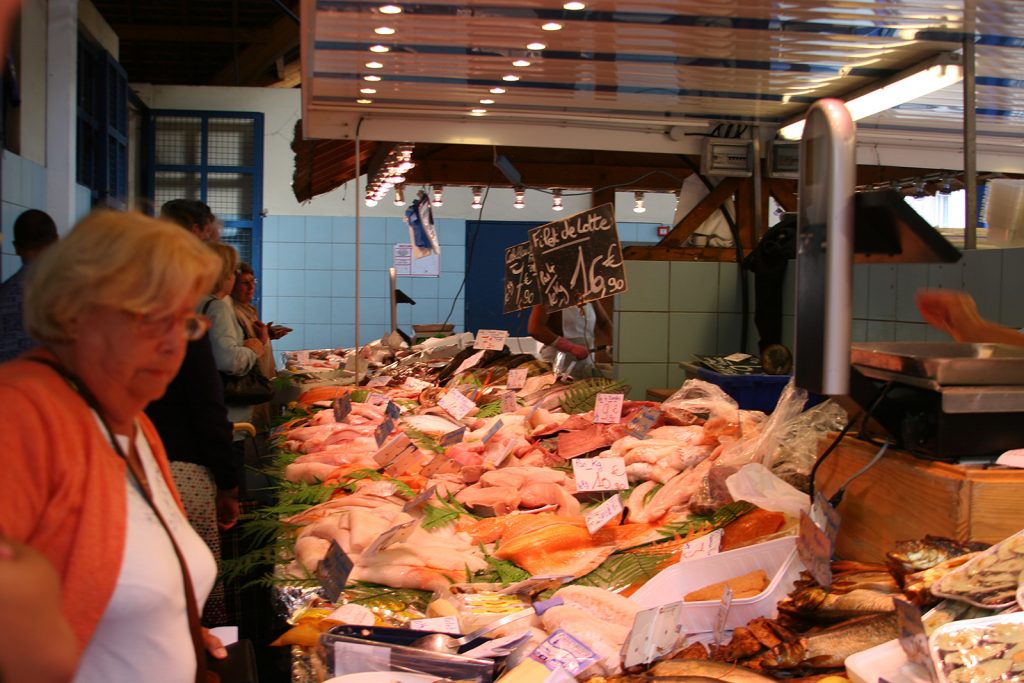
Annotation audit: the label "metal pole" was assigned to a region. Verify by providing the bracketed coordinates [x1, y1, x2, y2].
[964, 18, 978, 250]
[355, 122, 362, 348]
[751, 126, 763, 240]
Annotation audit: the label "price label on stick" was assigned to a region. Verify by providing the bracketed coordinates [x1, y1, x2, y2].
[454, 350, 486, 376]
[713, 585, 733, 646]
[373, 434, 415, 467]
[409, 616, 461, 634]
[385, 401, 401, 420]
[592, 393, 624, 424]
[484, 439, 515, 468]
[626, 407, 661, 440]
[679, 528, 723, 562]
[366, 375, 391, 388]
[585, 494, 624, 534]
[366, 392, 389, 406]
[500, 391, 518, 414]
[811, 492, 841, 547]
[893, 598, 938, 681]
[481, 419, 504, 444]
[402, 376, 432, 392]
[374, 417, 395, 447]
[507, 368, 528, 390]
[362, 520, 416, 558]
[403, 485, 437, 513]
[317, 540, 354, 603]
[530, 629, 599, 676]
[474, 329, 509, 351]
[439, 426, 467, 448]
[622, 602, 684, 669]
[333, 394, 352, 422]
[420, 452, 460, 477]
[439, 390, 476, 420]
[572, 457, 628, 492]
[797, 510, 833, 588]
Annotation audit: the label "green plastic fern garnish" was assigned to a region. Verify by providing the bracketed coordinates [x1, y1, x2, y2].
[343, 581, 433, 613]
[421, 494, 477, 530]
[656, 500, 756, 538]
[402, 426, 444, 453]
[558, 378, 629, 414]
[475, 401, 504, 418]
[570, 552, 668, 592]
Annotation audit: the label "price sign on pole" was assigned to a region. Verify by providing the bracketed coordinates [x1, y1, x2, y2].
[621, 602, 683, 669]
[317, 541, 354, 603]
[474, 329, 509, 351]
[503, 242, 541, 314]
[572, 457, 628, 492]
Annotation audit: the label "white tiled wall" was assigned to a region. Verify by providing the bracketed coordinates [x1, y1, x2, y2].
[616, 248, 1024, 399]
[260, 215, 467, 354]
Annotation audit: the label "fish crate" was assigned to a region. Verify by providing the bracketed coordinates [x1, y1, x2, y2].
[815, 437, 1024, 564]
[628, 537, 804, 633]
[695, 368, 792, 413]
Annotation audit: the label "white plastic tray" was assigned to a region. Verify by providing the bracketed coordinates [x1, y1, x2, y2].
[628, 536, 804, 633]
[845, 638, 932, 683]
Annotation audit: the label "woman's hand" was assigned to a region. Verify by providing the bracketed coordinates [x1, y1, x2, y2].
[253, 320, 270, 345]
[202, 628, 228, 660]
[242, 338, 264, 355]
[916, 289, 985, 341]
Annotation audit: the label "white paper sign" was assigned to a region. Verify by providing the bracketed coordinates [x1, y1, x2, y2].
[507, 368, 528, 390]
[530, 629, 599, 675]
[592, 393, 624, 424]
[439, 389, 476, 420]
[572, 457, 629, 492]
[333, 641, 391, 675]
[500, 391, 518, 414]
[402, 376, 432, 391]
[326, 603, 375, 626]
[409, 616, 461, 634]
[485, 439, 515, 468]
[365, 392, 389, 406]
[366, 375, 392, 388]
[622, 602, 684, 668]
[997, 449, 1024, 468]
[482, 419, 504, 444]
[679, 529, 723, 562]
[362, 519, 416, 557]
[373, 434, 415, 467]
[585, 494, 624, 534]
[454, 349, 486, 376]
[474, 329, 509, 351]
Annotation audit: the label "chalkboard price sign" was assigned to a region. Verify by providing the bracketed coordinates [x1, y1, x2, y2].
[503, 241, 541, 313]
[528, 203, 627, 312]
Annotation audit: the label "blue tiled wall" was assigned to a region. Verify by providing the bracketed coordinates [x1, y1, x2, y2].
[261, 215, 467, 356]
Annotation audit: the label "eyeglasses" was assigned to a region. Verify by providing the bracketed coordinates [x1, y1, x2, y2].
[126, 310, 211, 341]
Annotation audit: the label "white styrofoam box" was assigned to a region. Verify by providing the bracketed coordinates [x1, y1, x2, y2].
[505, 336, 542, 356]
[628, 536, 804, 633]
[846, 638, 931, 683]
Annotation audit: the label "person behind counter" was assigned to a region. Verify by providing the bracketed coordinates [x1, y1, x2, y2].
[916, 288, 1024, 347]
[0, 209, 59, 362]
[0, 210, 228, 682]
[528, 299, 614, 377]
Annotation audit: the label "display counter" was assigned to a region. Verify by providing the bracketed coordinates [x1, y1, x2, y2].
[815, 437, 1024, 563]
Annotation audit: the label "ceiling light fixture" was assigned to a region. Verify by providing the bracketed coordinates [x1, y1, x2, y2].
[633, 191, 646, 214]
[512, 59, 531, 67]
[470, 108, 487, 116]
[365, 143, 415, 206]
[369, 44, 390, 53]
[563, 1, 585, 9]
[432, 184, 444, 207]
[374, 26, 396, 35]
[471, 186, 483, 209]
[552, 188, 564, 212]
[479, 98, 494, 104]
[365, 197, 378, 207]
[356, 98, 373, 104]
[393, 184, 405, 206]
[489, 87, 506, 94]
[379, 4, 402, 13]
[502, 74, 520, 82]
[363, 74, 382, 81]
[514, 187, 525, 209]
[541, 22, 563, 31]
[360, 88, 377, 94]
[527, 42, 546, 50]
[778, 53, 963, 140]
[366, 61, 384, 69]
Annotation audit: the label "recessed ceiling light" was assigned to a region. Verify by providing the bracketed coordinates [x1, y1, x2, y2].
[512, 59, 531, 67]
[470, 108, 487, 116]
[526, 42, 546, 50]
[364, 74, 382, 81]
[374, 26, 396, 35]
[479, 98, 494, 104]
[369, 44, 390, 53]
[502, 74, 520, 81]
[360, 88, 377, 94]
[563, 1, 585, 9]
[489, 87, 506, 94]
[541, 22, 562, 31]
[357, 99, 373, 104]
[379, 4, 402, 14]
[366, 61, 384, 69]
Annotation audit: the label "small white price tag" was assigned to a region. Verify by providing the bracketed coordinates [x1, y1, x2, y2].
[474, 329, 509, 351]
[798, 510, 833, 588]
[365, 392, 389, 406]
[439, 389, 476, 420]
[811, 492, 841, 547]
[373, 434, 415, 467]
[622, 602, 684, 669]
[713, 585, 733, 645]
[403, 485, 437, 512]
[507, 368, 528, 390]
[894, 598, 938, 681]
[409, 616, 461, 634]
[530, 629, 599, 676]
[485, 439, 515, 468]
[572, 457, 629, 492]
[592, 393, 624, 424]
[997, 449, 1024, 468]
[366, 375, 392, 388]
[402, 376, 432, 392]
[500, 391, 518, 414]
[481, 419, 504, 444]
[362, 519, 416, 557]
[585, 494, 624, 534]
[679, 528, 723, 562]
[454, 349, 487, 376]
[326, 603, 375, 626]
[725, 352, 753, 362]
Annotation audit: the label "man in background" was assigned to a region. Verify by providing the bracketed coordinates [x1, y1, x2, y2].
[0, 209, 58, 362]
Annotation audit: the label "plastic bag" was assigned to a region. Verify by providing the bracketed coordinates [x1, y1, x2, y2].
[725, 462, 809, 519]
[689, 465, 738, 516]
[662, 379, 740, 423]
[766, 399, 849, 491]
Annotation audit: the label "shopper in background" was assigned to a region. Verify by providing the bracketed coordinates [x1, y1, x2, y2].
[528, 298, 614, 378]
[0, 210, 228, 682]
[0, 209, 58, 362]
[917, 288, 1024, 347]
[232, 261, 288, 379]
[160, 198, 207, 238]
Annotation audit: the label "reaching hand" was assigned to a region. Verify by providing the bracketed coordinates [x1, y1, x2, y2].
[555, 336, 590, 360]
[916, 289, 986, 342]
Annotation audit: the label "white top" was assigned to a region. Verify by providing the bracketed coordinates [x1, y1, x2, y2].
[73, 422, 217, 683]
[205, 294, 258, 376]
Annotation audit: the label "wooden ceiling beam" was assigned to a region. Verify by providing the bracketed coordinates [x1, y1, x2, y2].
[622, 246, 740, 262]
[209, 11, 298, 86]
[404, 160, 687, 191]
[111, 24, 274, 43]
[660, 177, 740, 248]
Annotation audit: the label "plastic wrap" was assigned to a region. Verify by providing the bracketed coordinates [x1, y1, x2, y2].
[929, 612, 1024, 683]
[688, 465, 739, 517]
[725, 463, 809, 520]
[661, 379, 740, 422]
[765, 399, 849, 490]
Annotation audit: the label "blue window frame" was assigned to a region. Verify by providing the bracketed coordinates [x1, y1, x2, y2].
[147, 110, 265, 307]
[77, 35, 128, 207]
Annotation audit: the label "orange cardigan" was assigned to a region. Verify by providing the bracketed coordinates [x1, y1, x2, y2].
[0, 351, 182, 653]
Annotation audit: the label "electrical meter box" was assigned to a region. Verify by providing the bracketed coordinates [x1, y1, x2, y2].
[700, 139, 754, 177]
[767, 140, 800, 179]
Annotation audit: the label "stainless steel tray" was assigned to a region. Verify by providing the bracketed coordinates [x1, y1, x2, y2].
[850, 342, 1024, 386]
